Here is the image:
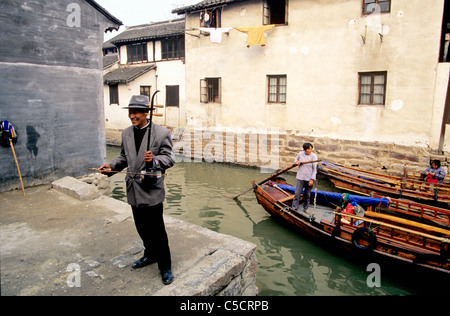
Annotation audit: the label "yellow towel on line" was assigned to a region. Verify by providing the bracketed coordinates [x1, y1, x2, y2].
[235, 24, 276, 47]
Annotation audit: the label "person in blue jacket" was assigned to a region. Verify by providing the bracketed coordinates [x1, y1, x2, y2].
[422, 160, 446, 184]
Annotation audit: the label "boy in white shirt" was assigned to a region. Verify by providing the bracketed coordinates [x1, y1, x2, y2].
[292, 142, 318, 212]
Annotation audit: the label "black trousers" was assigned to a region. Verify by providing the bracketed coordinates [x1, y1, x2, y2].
[131, 203, 171, 272]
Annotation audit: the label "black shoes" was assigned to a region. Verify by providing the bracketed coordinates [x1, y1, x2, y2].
[132, 256, 156, 269]
[132, 257, 174, 285]
[161, 269, 173, 285]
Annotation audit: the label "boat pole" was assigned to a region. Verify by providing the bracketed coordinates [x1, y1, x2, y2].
[309, 176, 319, 221]
[231, 160, 321, 200]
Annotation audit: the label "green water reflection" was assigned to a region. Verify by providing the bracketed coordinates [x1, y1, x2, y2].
[106, 145, 449, 296]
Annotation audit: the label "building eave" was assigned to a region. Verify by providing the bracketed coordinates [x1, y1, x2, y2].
[110, 19, 185, 46]
[85, 0, 123, 31]
[172, 0, 248, 15]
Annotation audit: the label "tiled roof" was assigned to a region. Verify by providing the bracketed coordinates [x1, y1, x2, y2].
[103, 54, 119, 69]
[102, 38, 116, 49]
[172, 0, 248, 14]
[110, 19, 185, 45]
[103, 64, 156, 84]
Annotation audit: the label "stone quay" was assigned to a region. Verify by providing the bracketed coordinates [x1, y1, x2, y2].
[0, 175, 258, 296]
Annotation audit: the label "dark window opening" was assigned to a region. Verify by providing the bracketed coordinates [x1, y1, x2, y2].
[200, 78, 221, 103]
[363, 0, 391, 15]
[166, 85, 180, 107]
[140, 86, 151, 99]
[264, 0, 287, 25]
[109, 84, 119, 104]
[127, 43, 147, 63]
[161, 37, 185, 60]
[439, 0, 450, 62]
[200, 8, 221, 28]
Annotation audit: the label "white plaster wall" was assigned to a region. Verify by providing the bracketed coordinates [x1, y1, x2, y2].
[104, 57, 186, 130]
[119, 45, 127, 64]
[104, 68, 157, 131]
[156, 60, 187, 128]
[183, 0, 447, 149]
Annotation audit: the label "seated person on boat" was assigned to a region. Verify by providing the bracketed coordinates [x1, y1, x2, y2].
[422, 160, 446, 184]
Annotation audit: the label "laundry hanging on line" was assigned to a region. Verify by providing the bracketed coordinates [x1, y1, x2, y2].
[235, 24, 276, 47]
[199, 27, 232, 43]
[200, 11, 218, 28]
[193, 24, 277, 47]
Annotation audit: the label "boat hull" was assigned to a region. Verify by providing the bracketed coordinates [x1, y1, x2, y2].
[253, 181, 450, 274]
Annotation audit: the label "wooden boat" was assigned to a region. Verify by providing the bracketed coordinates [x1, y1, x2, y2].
[252, 179, 450, 274]
[319, 161, 450, 208]
[277, 182, 450, 229]
[370, 195, 450, 229]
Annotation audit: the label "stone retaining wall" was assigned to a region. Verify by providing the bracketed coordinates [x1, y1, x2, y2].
[166, 127, 449, 176]
[282, 134, 435, 176]
[107, 126, 449, 176]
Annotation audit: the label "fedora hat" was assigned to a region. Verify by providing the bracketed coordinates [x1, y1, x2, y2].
[122, 95, 150, 110]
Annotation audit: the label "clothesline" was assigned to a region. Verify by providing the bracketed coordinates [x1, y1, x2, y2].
[183, 24, 276, 46]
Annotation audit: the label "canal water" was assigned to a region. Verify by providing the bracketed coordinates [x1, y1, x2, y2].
[106, 145, 449, 296]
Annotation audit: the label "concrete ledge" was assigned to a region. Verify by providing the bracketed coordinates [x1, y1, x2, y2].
[156, 216, 258, 296]
[1, 177, 258, 296]
[52, 176, 100, 200]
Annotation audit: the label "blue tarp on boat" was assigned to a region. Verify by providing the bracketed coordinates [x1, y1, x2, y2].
[277, 184, 389, 207]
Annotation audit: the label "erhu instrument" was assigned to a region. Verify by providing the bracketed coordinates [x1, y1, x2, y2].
[140, 90, 164, 184]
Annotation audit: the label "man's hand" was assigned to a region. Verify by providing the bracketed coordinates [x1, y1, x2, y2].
[98, 163, 111, 173]
[145, 150, 153, 163]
